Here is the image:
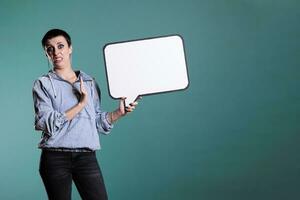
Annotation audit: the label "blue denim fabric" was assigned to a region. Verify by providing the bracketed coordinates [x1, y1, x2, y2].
[32, 70, 113, 150]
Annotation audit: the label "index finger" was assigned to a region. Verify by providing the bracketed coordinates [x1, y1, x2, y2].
[129, 102, 138, 106]
[80, 77, 84, 87]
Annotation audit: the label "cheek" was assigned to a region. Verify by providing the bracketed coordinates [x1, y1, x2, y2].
[61, 49, 68, 56]
[63, 48, 72, 55]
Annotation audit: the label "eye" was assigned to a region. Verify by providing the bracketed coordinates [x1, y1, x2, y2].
[58, 44, 64, 49]
[46, 46, 54, 54]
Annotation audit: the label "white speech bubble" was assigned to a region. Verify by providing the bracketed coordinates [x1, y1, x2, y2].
[103, 35, 189, 107]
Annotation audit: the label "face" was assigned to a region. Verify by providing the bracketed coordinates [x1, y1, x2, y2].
[44, 36, 72, 68]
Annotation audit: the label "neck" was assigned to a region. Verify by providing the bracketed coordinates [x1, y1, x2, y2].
[54, 65, 76, 80]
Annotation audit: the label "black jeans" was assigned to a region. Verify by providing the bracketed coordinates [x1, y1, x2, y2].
[39, 150, 108, 200]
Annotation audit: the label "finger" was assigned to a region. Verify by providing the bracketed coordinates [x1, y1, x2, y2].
[120, 98, 126, 106]
[80, 77, 83, 89]
[125, 107, 134, 112]
[128, 106, 135, 110]
[128, 105, 136, 110]
[129, 102, 138, 106]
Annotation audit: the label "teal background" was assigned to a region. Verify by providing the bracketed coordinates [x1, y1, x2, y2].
[0, 0, 299, 199]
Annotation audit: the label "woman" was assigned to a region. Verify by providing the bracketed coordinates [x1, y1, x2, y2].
[32, 29, 138, 200]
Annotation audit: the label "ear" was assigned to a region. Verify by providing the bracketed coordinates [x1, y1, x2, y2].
[69, 45, 73, 54]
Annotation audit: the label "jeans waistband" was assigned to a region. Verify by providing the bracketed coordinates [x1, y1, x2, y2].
[42, 147, 95, 153]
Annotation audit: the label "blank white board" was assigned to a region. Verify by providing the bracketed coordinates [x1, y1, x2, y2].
[103, 35, 189, 106]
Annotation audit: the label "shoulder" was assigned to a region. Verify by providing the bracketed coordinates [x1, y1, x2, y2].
[32, 74, 51, 90]
[78, 71, 102, 96]
[78, 70, 100, 90]
[78, 70, 94, 82]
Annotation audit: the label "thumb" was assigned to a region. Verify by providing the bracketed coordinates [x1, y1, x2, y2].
[120, 97, 126, 113]
[120, 97, 126, 106]
[80, 77, 84, 91]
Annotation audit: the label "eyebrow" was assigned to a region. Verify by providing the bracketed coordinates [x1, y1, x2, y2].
[45, 41, 64, 47]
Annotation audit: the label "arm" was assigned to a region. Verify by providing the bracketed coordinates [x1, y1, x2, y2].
[33, 77, 88, 136]
[32, 79, 69, 136]
[92, 80, 114, 134]
[106, 98, 138, 124]
[92, 80, 140, 134]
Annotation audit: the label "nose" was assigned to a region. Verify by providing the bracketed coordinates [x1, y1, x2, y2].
[53, 47, 62, 56]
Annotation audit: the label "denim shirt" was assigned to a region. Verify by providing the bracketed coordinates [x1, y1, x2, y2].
[32, 70, 113, 150]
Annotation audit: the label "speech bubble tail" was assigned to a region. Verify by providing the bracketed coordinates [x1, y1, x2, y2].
[124, 95, 138, 107]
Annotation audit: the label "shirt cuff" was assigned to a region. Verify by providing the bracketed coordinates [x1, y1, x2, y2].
[101, 112, 114, 131]
[56, 112, 68, 126]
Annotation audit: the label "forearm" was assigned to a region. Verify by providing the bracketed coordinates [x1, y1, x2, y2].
[106, 99, 138, 124]
[65, 103, 85, 121]
[107, 109, 124, 124]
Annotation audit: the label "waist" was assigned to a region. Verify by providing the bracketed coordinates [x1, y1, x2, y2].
[42, 147, 95, 153]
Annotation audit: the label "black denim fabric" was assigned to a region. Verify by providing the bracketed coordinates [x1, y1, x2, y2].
[39, 150, 108, 200]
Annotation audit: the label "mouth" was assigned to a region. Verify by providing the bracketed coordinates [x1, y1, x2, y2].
[53, 57, 63, 63]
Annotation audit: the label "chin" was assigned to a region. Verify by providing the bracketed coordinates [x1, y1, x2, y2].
[53, 62, 65, 69]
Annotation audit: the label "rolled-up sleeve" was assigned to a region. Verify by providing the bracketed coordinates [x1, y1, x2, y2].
[93, 80, 113, 134]
[32, 80, 68, 137]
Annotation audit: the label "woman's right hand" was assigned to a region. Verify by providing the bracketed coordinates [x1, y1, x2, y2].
[65, 77, 88, 120]
[79, 77, 88, 107]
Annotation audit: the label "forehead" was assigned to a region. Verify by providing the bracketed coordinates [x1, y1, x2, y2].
[45, 36, 68, 46]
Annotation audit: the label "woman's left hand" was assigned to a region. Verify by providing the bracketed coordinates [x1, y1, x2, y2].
[119, 97, 140, 116]
[108, 97, 141, 124]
